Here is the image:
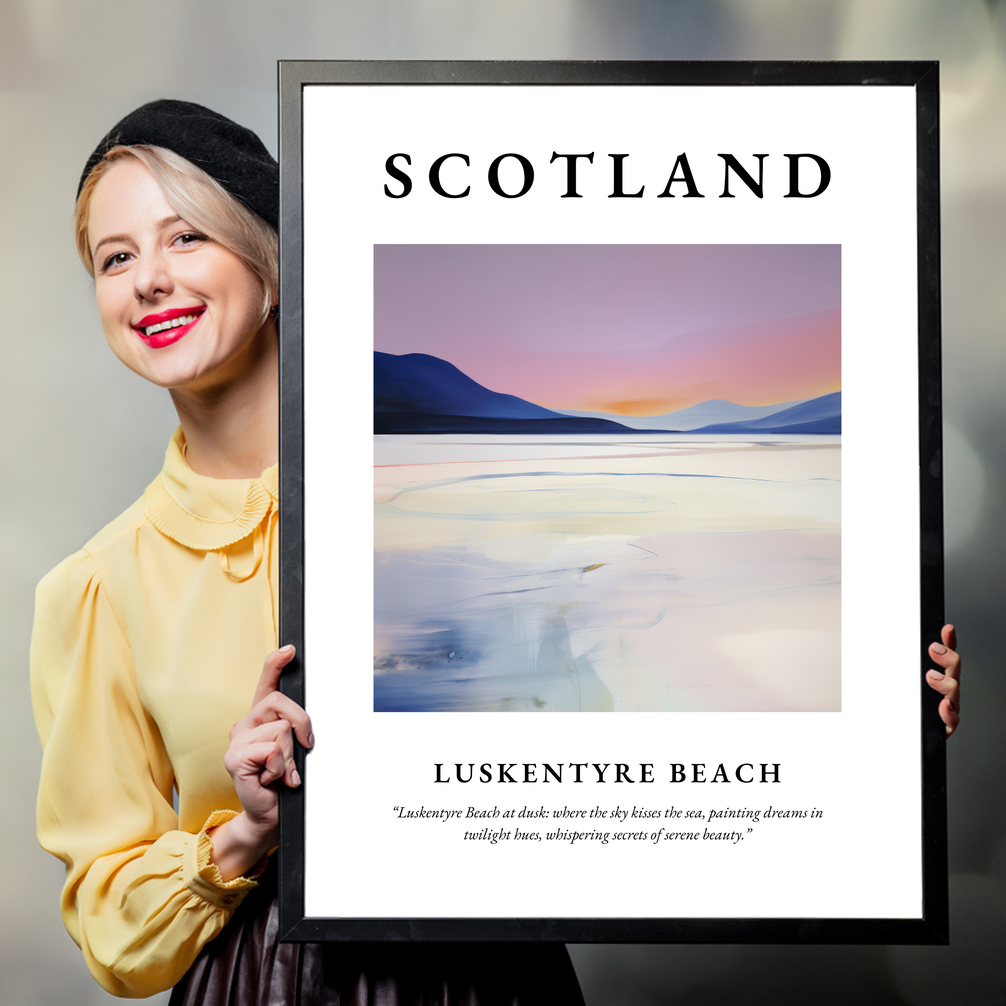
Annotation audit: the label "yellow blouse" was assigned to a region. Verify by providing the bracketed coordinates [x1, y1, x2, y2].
[31, 428, 279, 998]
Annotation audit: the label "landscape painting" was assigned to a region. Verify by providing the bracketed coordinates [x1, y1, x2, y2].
[374, 245, 841, 713]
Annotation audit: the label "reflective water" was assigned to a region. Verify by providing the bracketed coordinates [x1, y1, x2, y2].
[374, 435, 840, 712]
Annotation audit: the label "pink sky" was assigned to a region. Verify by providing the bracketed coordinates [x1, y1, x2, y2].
[374, 245, 840, 413]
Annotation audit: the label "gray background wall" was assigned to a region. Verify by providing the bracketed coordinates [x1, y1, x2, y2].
[1, 2, 1003, 1003]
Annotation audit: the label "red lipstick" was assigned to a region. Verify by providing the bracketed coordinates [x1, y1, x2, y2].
[132, 306, 205, 349]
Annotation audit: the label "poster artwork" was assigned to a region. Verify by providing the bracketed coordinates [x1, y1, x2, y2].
[373, 244, 841, 714]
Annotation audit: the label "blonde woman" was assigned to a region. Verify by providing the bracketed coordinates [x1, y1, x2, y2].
[32, 100, 585, 1004]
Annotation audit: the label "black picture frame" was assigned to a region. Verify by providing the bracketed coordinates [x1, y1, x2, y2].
[277, 60, 945, 944]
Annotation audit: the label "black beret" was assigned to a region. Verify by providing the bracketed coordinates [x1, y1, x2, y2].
[78, 99, 278, 228]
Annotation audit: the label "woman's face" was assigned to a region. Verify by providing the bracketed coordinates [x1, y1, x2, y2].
[87, 158, 270, 393]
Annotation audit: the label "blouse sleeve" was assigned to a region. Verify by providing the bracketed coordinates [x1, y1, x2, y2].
[31, 549, 262, 998]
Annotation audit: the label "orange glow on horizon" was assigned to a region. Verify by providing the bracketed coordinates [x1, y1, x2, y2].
[597, 398, 687, 417]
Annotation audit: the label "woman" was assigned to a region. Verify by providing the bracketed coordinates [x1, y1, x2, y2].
[31, 100, 586, 1003]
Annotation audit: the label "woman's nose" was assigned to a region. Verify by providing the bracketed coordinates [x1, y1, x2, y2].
[133, 249, 173, 302]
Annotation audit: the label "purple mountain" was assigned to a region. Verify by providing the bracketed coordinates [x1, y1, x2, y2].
[375, 352, 562, 419]
[374, 352, 636, 434]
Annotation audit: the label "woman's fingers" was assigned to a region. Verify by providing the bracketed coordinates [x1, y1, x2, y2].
[928, 626, 960, 684]
[256, 691, 313, 748]
[925, 667, 959, 704]
[941, 623, 958, 653]
[931, 625, 960, 666]
[224, 738, 288, 788]
[232, 689, 314, 750]
[223, 644, 312, 814]
[259, 742, 289, 788]
[926, 668, 960, 736]
[252, 644, 296, 707]
[927, 623, 961, 737]
[230, 719, 302, 788]
[242, 644, 314, 749]
[218, 646, 309, 848]
[925, 682, 960, 736]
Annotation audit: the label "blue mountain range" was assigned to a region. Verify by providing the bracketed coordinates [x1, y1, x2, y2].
[374, 352, 840, 435]
[691, 392, 841, 434]
[374, 352, 635, 433]
[556, 398, 811, 430]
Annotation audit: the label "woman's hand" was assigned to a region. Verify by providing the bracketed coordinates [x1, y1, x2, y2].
[209, 645, 314, 881]
[926, 624, 961, 737]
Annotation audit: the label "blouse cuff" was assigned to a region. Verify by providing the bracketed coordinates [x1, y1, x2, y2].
[183, 810, 269, 909]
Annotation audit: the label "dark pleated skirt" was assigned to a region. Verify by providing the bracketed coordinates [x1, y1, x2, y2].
[169, 869, 585, 1006]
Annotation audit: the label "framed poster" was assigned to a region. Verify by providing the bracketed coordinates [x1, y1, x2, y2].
[277, 61, 946, 943]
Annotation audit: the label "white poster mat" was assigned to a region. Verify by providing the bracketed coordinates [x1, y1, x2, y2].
[301, 84, 919, 920]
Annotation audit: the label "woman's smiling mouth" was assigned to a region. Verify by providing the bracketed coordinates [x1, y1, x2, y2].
[133, 307, 206, 347]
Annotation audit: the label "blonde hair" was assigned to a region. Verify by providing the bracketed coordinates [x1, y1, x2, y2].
[75, 145, 278, 323]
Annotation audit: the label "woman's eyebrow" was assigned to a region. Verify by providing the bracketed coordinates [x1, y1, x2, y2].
[92, 232, 133, 256]
[92, 216, 185, 257]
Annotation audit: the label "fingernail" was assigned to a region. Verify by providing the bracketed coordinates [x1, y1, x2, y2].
[292, 768, 301, 787]
[306, 732, 315, 748]
[928, 669, 944, 680]
[931, 643, 947, 655]
[280, 644, 295, 654]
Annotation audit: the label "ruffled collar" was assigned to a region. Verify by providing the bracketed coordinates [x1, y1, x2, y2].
[143, 428, 278, 551]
